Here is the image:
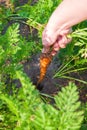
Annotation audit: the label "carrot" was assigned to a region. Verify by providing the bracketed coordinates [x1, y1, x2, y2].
[37, 53, 52, 84]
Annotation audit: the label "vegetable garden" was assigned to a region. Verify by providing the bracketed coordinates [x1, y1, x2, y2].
[0, 0, 87, 129]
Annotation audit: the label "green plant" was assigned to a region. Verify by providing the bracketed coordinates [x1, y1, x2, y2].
[80, 103, 87, 130]
[0, 1, 87, 130]
[0, 71, 84, 130]
[0, 21, 41, 83]
[54, 23, 87, 85]
[58, 21, 87, 62]
[53, 56, 87, 85]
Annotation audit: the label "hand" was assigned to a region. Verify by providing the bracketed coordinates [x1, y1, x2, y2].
[42, 26, 72, 56]
[42, 0, 87, 56]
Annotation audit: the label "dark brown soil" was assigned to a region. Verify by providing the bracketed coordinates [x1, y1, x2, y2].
[23, 53, 87, 102]
[1, 0, 87, 103]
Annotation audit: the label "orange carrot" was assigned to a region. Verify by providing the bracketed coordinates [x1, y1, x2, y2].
[37, 53, 52, 84]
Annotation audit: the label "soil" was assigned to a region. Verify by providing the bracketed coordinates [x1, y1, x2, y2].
[0, 0, 87, 103]
[19, 0, 87, 103]
[23, 53, 87, 103]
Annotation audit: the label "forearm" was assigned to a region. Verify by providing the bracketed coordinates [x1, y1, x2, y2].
[47, 0, 87, 32]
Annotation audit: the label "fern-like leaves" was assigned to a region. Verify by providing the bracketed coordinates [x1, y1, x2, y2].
[55, 82, 84, 130]
[32, 83, 83, 130]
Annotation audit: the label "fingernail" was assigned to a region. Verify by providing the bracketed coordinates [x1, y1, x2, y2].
[42, 47, 50, 53]
[42, 48, 45, 53]
[60, 44, 65, 48]
[54, 48, 59, 51]
[51, 51, 56, 56]
[42, 37, 53, 46]
[42, 39, 50, 47]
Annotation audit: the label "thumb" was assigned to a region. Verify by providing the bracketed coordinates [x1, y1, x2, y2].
[42, 46, 50, 53]
[42, 28, 59, 47]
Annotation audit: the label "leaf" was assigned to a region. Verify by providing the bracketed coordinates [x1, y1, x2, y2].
[55, 82, 84, 130]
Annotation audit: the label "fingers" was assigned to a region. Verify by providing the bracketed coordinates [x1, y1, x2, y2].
[42, 27, 72, 55]
[51, 34, 72, 56]
[53, 41, 60, 51]
[42, 27, 59, 47]
[42, 27, 57, 54]
[51, 41, 60, 56]
[42, 46, 50, 53]
[58, 35, 71, 48]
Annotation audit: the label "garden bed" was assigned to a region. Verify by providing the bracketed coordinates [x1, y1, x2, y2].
[1, 0, 87, 102]
[0, 0, 87, 129]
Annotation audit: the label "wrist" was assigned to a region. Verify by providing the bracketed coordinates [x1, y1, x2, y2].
[47, 0, 87, 33]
